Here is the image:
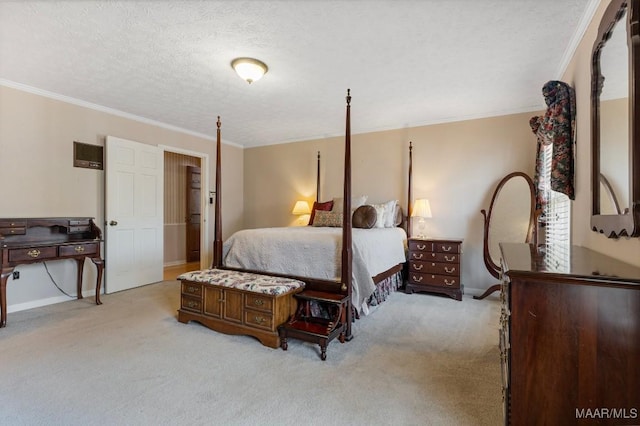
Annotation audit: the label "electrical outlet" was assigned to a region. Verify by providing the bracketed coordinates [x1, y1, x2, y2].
[12, 271, 20, 280]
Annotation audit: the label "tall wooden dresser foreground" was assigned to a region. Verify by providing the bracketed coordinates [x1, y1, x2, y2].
[406, 237, 463, 300]
[499, 243, 640, 425]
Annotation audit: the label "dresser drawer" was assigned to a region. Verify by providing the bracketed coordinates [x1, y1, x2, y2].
[0, 226, 26, 236]
[408, 239, 434, 252]
[409, 251, 459, 263]
[409, 260, 459, 276]
[408, 271, 460, 288]
[245, 293, 273, 313]
[181, 295, 202, 313]
[59, 243, 98, 256]
[8, 246, 58, 262]
[434, 242, 461, 253]
[0, 220, 27, 228]
[244, 308, 274, 330]
[68, 225, 91, 234]
[182, 281, 202, 297]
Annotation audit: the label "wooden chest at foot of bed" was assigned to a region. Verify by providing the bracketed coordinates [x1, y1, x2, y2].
[177, 269, 304, 348]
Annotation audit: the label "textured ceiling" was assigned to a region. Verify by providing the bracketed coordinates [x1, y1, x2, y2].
[0, 0, 597, 148]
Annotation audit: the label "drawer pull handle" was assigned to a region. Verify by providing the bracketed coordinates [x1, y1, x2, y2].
[254, 299, 264, 306]
[27, 249, 41, 258]
[254, 316, 265, 324]
[416, 244, 426, 250]
[413, 253, 424, 260]
[186, 286, 198, 293]
[442, 246, 453, 252]
[186, 301, 199, 308]
[74, 246, 85, 253]
[444, 279, 456, 286]
[413, 264, 423, 271]
[445, 266, 456, 274]
[444, 255, 455, 262]
[412, 275, 423, 282]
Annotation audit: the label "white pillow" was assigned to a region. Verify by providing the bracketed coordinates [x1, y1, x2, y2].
[383, 200, 399, 227]
[332, 195, 367, 213]
[372, 204, 386, 228]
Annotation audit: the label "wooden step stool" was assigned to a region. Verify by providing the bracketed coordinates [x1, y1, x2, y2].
[278, 290, 349, 360]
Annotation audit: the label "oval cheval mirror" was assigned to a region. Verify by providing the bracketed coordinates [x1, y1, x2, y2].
[591, 0, 640, 237]
[475, 172, 536, 300]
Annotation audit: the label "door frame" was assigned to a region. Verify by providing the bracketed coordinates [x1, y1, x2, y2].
[159, 145, 210, 270]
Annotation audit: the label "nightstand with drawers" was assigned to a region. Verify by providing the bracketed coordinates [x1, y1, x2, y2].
[405, 238, 463, 301]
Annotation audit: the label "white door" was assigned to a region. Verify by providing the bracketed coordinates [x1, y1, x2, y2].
[105, 136, 164, 293]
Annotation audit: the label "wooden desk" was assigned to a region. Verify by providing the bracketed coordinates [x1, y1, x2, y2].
[0, 217, 104, 328]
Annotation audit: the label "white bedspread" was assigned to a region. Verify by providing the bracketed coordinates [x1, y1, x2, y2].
[222, 226, 407, 313]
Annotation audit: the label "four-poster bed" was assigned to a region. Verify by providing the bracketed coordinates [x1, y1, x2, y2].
[178, 90, 414, 357]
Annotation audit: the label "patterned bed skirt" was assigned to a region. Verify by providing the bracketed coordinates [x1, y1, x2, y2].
[368, 270, 403, 307]
[310, 270, 404, 320]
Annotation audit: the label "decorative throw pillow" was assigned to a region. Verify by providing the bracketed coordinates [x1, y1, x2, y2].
[331, 195, 367, 213]
[352, 205, 377, 229]
[312, 210, 343, 227]
[371, 204, 386, 228]
[308, 200, 334, 225]
[394, 205, 404, 226]
[383, 200, 399, 227]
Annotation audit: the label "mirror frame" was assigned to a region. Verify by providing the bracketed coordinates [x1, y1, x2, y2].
[591, 0, 640, 237]
[481, 172, 537, 278]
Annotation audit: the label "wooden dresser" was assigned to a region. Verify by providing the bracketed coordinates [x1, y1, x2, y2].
[406, 237, 463, 300]
[0, 217, 104, 328]
[500, 243, 640, 425]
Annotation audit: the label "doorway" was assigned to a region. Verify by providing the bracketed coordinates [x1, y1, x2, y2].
[162, 149, 208, 275]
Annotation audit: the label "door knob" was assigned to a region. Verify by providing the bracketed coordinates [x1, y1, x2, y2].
[109, 220, 118, 226]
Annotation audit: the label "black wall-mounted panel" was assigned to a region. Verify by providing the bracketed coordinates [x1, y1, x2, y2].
[73, 141, 103, 170]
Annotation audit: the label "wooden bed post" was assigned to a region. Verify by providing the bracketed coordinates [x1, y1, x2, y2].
[342, 89, 353, 341]
[212, 116, 223, 269]
[316, 151, 321, 203]
[407, 141, 413, 237]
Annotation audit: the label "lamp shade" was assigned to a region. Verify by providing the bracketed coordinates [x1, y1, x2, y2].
[292, 200, 311, 215]
[411, 199, 432, 218]
[231, 57, 268, 84]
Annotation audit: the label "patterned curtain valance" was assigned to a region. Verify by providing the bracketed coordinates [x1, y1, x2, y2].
[530, 80, 577, 208]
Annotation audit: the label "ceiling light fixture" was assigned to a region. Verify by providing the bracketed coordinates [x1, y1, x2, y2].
[231, 57, 268, 84]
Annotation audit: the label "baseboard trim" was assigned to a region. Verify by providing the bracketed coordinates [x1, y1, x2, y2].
[7, 289, 98, 314]
[164, 260, 187, 268]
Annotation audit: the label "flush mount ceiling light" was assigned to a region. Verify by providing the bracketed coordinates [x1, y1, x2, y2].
[231, 57, 268, 84]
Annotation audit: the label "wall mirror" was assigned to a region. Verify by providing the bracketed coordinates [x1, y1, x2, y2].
[591, 0, 640, 237]
[475, 172, 536, 300]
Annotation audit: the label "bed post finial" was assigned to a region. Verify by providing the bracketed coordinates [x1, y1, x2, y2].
[217, 116, 221, 129]
[346, 88, 351, 105]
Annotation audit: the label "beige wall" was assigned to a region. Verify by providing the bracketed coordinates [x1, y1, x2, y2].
[0, 85, 244, 310]
[562, 0, 640, 266]
[244, 111, 539, 292]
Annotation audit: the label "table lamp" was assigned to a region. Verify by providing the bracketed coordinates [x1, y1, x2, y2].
[411, 199, 432, 238]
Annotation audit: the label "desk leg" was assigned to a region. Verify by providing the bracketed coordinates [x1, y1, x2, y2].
[91, 257, 104, 305]
[1, 267, 14, 328]
[75, 258, 85, 300]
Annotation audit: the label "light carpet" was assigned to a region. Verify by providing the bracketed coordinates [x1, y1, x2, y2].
[0, 281, 502, 426]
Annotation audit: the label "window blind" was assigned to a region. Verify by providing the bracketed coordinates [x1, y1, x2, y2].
[541, 144, 571, 270]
